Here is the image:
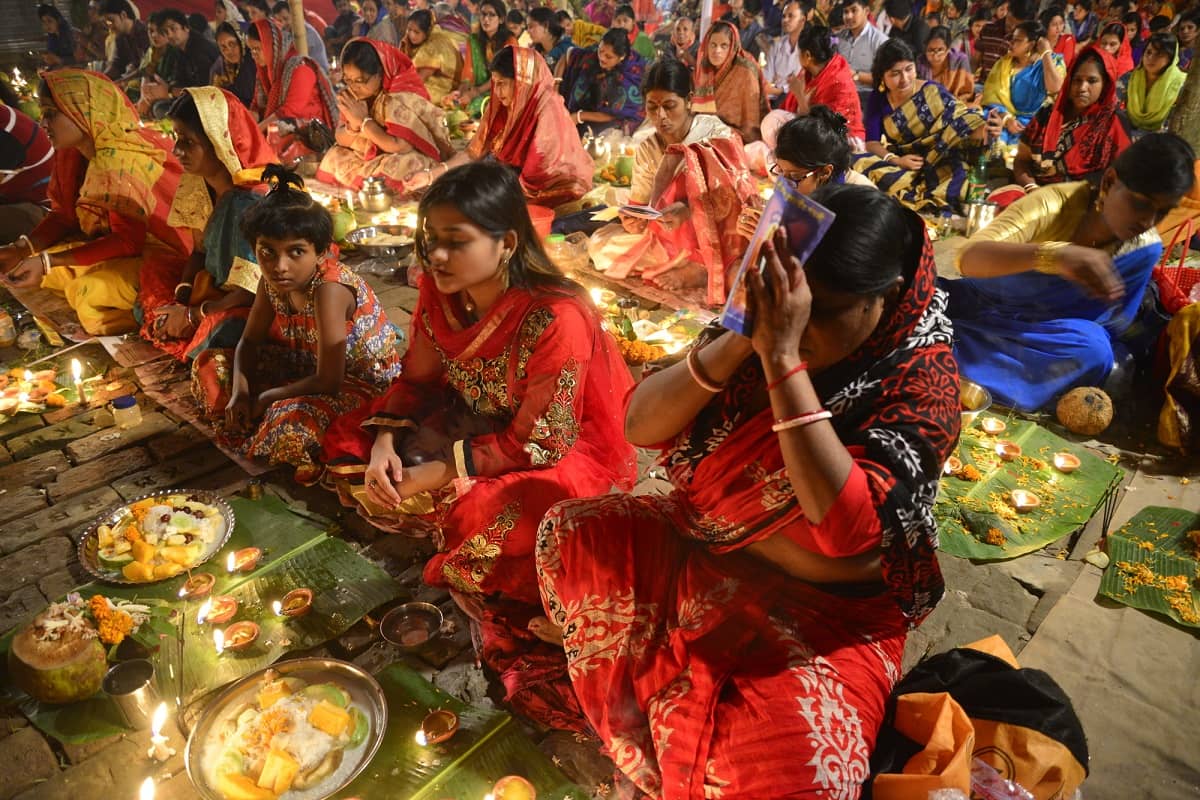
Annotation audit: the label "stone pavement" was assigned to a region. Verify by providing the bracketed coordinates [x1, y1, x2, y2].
[1, 252, 1198, 799]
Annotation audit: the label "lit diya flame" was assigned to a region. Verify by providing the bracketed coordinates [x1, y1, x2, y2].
[272, 600, 282, 616]
[490, 775, 537, 800]
[203, 595, 239, 625]
[418, 709, 459, 745]
[994, 441, 1021, 461]
[1052, 452, 1081, 474]
[589, 287, 604, 306]
[213, 628, 225, 655]
[22, 369, 32, 383]
[279, 588, 314, 617]
[943, 456, 963, 476]
[139, 777, 155, 800]
[979, 417, 1007, 435]
[196, 598, 213, 625]
[227, 547, 261, 573]
[223, 621, 259, 651]
[178, 572, 215, 600]
[1009, 489, 1041, 513]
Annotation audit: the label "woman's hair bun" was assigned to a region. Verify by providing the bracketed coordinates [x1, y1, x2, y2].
[262, 163, 307, 195]
[808, 105, 848, 135]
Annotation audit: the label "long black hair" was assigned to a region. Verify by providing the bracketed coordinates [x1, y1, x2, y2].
[776, 105, 853, 177]
[474, 0, 512, 55]
[805, 185, 918, 296]
[241, 164, 334, 252]
[528, 6, 563, 42]
[409, 8, 434, 34]
[416, 161, 580, 295]
[797, 25, 836, 64]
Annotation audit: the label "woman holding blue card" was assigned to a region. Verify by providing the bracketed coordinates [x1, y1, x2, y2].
[535, 185, 961, 796]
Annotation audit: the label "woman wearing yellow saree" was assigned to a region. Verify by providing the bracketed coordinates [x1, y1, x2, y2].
[403, 10, 464, 105]
[0, 70, 197, 335]
[318, 38, 455, 192]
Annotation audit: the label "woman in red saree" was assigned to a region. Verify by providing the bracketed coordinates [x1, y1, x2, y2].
[405, 46, 593, 209]
[321, 161, 637, 725]
[589, 59, 758, 305]
[693, 20, 768, 143]
[537, 185, 960, 796]
[0, 70, 195, 336]
[245, 20, 338, 150]
[317, 38, 454, 192]
[1013, 45, 1129, 190]
[780, 25, 867, 147]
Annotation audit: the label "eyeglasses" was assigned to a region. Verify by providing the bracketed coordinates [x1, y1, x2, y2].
[343, 74, 375, 86]
[769, 163, 823, 183]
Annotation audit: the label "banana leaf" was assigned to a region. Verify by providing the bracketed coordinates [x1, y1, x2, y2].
[935, 413, 1123, 560]
[1098, 506, 1200, 629]
[340, 662, 587, 799]
[0, 496, 402, 743]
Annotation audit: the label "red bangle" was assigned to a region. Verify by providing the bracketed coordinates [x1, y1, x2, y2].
[765, 361, 808, 391]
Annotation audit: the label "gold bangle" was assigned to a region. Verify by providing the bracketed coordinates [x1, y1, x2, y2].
[1032, 241, 1069, 274]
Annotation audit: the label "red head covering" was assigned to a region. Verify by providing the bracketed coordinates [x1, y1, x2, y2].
[251, 18, 338, 124]
[1038, 44, 1130, 180]
[1100, 21, 1135, 75]
[183, 86, 277, 185]
[343, 37, 430, 99]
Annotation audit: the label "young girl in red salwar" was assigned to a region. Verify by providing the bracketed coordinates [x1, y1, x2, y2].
[536, 185, 961, 797]
[0, 70, 196, 336]
[192, 166, 401, 481]
[321, 161, 636, 726]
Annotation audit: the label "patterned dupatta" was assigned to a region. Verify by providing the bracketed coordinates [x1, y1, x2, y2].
[252, 19, 337, 125]
[467, 47, 593, 207]
[660, 217, 961, 623]
[188, 86, 277, 186]
[42, 69, 178, 236]
[560, 47, 646, 128]
[1037, 46, 1129, 180]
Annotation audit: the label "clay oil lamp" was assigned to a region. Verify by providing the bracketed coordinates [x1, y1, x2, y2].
[943, 456, 963, 476]
[416, 709, 460, 746]
[488, 775, 537, 800]
[222, 621, 259, 651]
[994, 441, 1021, 461]
[1009, 489, 1041, 513]
[979, 417, 1007, 435]
[226, 547, 262, 573]
[279, 588, 314, 618]
[178, 572, 215, 600]
[1052, 452, 1081, 474]
[201, 595, 238, 625]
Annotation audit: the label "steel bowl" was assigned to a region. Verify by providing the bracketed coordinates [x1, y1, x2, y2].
[344, 225, 415, 259]
[379, 602, 443, 650]
[960, 379, 992, 428]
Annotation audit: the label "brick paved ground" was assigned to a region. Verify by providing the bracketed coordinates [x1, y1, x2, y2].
[1, 242, 1197, 799]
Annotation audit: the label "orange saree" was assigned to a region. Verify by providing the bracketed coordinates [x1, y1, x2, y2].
[466, 46, 593, 208]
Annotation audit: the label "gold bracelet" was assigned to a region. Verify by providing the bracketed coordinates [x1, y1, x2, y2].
[1032, 241, 1070, 274]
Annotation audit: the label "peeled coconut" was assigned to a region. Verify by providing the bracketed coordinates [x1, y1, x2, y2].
[1056, 387, 1114, 437]
[7, 612, 108, 704]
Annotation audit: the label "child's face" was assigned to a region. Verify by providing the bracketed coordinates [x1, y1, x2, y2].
[255, 236, 322, 292]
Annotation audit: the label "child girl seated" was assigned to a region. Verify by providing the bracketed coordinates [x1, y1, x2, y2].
[191, 165, 402, 481]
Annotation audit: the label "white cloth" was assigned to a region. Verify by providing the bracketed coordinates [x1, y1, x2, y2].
[836, 22, 888, 77]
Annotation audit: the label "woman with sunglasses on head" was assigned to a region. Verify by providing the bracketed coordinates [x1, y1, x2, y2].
[321, 161, 636, 729]
[588, 58, 758, 303]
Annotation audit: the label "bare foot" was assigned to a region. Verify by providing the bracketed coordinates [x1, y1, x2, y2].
[650, 263, 707, 291]
[527, 615, 564, 646]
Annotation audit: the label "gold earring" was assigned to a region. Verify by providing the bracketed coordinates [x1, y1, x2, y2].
[499, 251, 512, 289]
[1094, 190, 1106, 212]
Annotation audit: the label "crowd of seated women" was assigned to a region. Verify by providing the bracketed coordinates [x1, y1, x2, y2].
[2, 0, 1200, 792]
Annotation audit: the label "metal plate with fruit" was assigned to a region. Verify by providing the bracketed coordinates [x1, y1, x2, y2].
[185, 658, 387, 800]
[77, 489, 236, 584]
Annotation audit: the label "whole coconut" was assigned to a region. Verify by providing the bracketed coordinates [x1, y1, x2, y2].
[1056, 387, 1114, 436]
[8, 612, 108, 704]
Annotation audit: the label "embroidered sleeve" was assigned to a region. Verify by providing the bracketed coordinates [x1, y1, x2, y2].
[460, 305, 591, 478]
[362, 308, 449, 430]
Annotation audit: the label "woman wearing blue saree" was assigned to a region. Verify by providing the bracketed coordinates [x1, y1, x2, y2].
[852, 39, 999, 213]
[945, 133, 1195, 411]
[981, 20, 1065, 144]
